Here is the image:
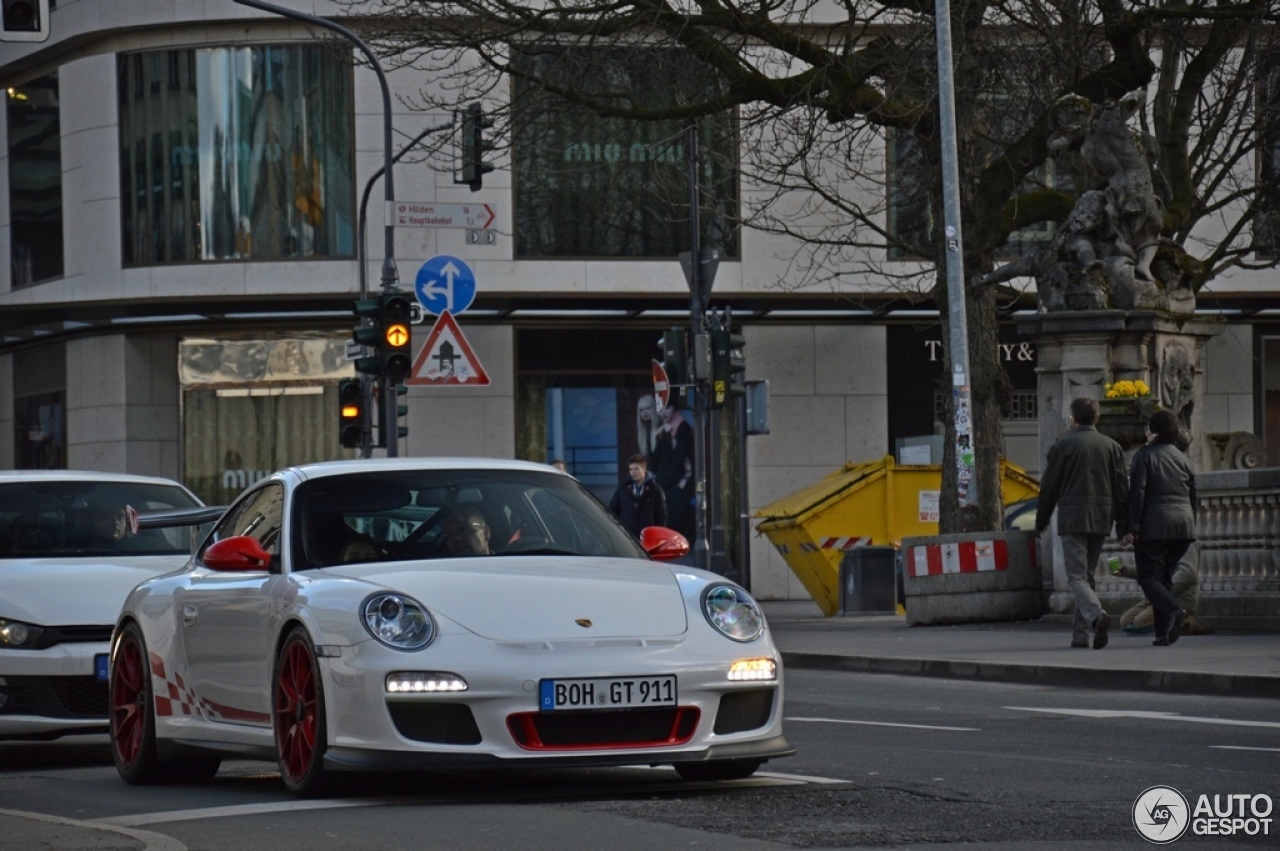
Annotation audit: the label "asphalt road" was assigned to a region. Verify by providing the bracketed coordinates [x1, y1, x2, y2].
[1, 670, 1276, 850]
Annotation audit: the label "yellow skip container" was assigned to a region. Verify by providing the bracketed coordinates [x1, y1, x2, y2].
[754, 456, 1039, 616]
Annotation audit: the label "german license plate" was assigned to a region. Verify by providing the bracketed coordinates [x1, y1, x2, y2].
[539, 675, 676, 710]
[94, 653, 109, 683]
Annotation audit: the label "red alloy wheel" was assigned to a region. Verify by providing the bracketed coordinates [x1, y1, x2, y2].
[274, 635, 319, 783]
[110, 631, 146, 767]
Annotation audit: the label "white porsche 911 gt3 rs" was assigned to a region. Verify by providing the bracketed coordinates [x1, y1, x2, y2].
[109, 458, 792, 796]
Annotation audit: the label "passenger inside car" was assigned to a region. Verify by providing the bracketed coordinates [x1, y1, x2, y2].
[340, 532, 381, 563]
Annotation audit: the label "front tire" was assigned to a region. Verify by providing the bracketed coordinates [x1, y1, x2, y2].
[674, 759, 763, 782]
[274, 626, 330, 797]
[110, 621, 220, 784]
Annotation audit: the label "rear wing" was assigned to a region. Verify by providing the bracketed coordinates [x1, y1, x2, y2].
[135, 505, 227, 559]
[135, 506, 227, 530]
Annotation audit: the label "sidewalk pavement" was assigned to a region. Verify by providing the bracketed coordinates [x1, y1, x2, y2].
[762, 600, 1280, 698]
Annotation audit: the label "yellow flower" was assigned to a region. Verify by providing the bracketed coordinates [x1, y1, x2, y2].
[1104, 380, 1150, 398]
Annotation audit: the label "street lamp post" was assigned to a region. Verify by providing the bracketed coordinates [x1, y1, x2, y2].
[933, 0, 977, 517]
[231, 0, 405, 454]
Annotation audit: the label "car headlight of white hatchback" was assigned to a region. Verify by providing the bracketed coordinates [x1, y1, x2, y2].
[362, 594, 435, 650]
[701, 585, 764, 642]
[0, 618, 43, 649]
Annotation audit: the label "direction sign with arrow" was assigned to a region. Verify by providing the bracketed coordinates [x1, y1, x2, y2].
[414, 254, 477, 316]
[395, 202, 495, 230]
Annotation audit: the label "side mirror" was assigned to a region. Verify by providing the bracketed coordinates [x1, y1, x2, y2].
[640, 526, 690, 562]
[202, 535, 273, 571]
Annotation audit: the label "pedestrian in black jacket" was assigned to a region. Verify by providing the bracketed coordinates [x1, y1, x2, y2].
[1122, 409, 1197, 646]
[608, 454, 668, 537]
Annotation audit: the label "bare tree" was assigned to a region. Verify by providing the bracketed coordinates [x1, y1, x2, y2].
[347, 0, 1280, 532]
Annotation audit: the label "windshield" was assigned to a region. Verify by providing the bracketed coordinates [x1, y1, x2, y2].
[0, 480, 201, 558]
[291, 469, 649, 569]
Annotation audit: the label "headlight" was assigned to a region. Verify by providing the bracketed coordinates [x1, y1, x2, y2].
[701, 585, 764, 642]
[361, 594, 435, 650]
[0, 619, 43, 649]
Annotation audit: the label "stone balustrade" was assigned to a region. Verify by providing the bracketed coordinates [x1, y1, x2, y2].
[1099, 467, 1280, 631]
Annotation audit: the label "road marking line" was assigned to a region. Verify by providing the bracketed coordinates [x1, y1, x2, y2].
[99, 799, 381, 827]
[786, 716, 980, 732]
[632, 764, 844, 784]
[756, 770, 850, 784]
[0, 807, 187, 851]
[1210, 745, 1280, 753]
[1004, 707, 1280, 729]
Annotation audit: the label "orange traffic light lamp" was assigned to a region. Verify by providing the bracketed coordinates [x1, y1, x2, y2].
[338, 379, 364, 448]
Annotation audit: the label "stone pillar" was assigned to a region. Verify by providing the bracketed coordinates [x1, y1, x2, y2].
[66, 334, 182, 477]
[1015, 310, 1224, 614]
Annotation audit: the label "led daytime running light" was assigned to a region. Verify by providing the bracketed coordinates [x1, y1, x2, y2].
[727, 658, 777, 681]
[386, 672, 468, 694]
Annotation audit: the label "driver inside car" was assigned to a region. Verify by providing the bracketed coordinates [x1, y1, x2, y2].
[67, 502, 132, 548]
[440, 506, 492, 556]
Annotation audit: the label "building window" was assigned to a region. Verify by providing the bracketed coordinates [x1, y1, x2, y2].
[1262, 334, 1280, 465]
[7, 72, 63, 286]
[13, 344, 66, 469]
[118, 46, 355, 265]
[511, 47, 738, 259]
[1256, 60, 1280, 256]
[178, 335, 354, 505]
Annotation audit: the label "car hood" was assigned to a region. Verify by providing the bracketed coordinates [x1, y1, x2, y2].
[323, 557, 689, 640]
[1, 556, 190, 626]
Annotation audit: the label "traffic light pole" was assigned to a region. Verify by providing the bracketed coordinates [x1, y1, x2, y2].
[356, 119, 454, 457]
[685, 121, 712, 573]
[233, 0, 403, 454]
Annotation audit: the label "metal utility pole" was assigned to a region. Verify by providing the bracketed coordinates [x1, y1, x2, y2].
[232, 0, 403, 454]
[685, 121, 711, 572]
[933, 0, 977, 512]
[356, 119, 454, 457]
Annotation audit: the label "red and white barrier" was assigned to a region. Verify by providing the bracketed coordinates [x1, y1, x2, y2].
[905, 539, 1008, 578]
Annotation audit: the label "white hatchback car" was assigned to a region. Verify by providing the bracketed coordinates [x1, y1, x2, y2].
[0, 470, 204, 740]
[109, 458, 792, 796]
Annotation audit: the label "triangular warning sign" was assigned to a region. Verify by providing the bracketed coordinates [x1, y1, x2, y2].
[405, 310, 491, 386]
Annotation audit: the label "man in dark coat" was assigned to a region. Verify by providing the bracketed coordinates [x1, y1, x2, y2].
[608, 454, 668, 537]
[1035, 396, 1129, 649]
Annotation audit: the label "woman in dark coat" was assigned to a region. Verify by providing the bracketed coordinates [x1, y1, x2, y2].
[1123, 409, 1197, 646]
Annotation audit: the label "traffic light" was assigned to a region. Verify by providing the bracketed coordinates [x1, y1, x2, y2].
[661, 328, 688, 385]
[338, 379, 364, 449]
[380, 292, 413, 384]
[352, 291, 413, 383]
[456, 102, 495, 192]
[710, 326, 746, 408]
[1, 0, 49, 42]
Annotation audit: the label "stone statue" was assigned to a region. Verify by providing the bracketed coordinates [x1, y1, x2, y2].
[1081, 93, 1164, 284]
[982, 91, 1194, 315]
[1160, 343, 1196, 424]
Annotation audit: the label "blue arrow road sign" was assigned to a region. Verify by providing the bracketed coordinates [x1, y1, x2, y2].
[414, 255, 477, 316]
